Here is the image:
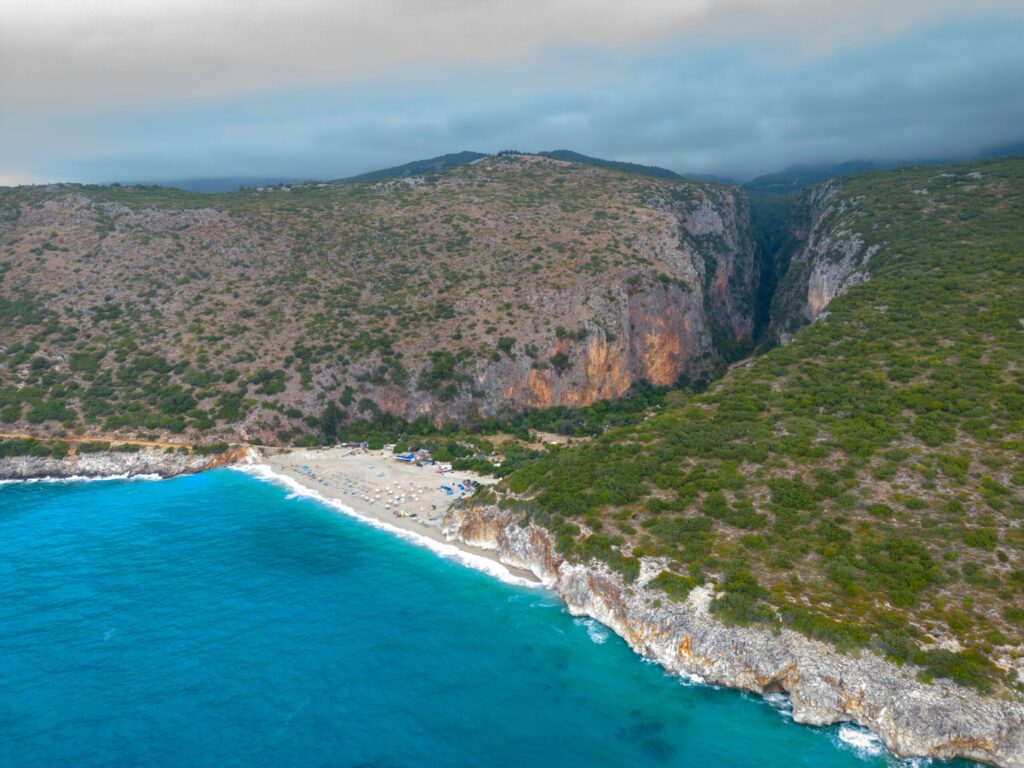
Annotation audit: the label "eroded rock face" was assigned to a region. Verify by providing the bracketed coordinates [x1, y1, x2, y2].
[443, 503, 1024, 768]
[413, 185, 758, 423]
[0, 447, 247, 481]
[770, 182, 879, 342]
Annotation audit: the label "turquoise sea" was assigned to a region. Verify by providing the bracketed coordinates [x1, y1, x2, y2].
[0, 469, 972, 767]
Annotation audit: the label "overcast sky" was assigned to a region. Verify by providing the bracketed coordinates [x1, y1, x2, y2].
[2, 0, 1023, 185]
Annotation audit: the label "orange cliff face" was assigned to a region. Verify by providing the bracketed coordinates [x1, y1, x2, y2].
[582, 334, 632, 401]
[402, 184, 756, 422]
[417, 278, 721, 422]
[398, 185, 755, 423]
[525, 366, 555, 409]
[636, 298, 694, 387]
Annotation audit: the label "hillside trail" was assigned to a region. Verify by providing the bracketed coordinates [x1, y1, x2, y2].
[0, 432, 192, 453]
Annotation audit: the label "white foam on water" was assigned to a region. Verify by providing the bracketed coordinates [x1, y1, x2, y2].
[763, 692, 793, 719]
[835, 718, 938, 766]
[573, 617, 610, 644]
[677, 672, 708, 687]
[507, 593, 558, 610]
[836, 724, 885, 758]
[0, 473, 162, 486]
[234, 464, 540, 589]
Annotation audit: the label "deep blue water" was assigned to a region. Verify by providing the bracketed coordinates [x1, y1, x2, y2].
[0, 470, 969, 767]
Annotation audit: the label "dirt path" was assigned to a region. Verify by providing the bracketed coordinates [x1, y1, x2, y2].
[0, 432, 193, 451]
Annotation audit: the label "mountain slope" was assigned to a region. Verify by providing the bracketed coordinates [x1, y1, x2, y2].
[336, 151, 487, 182]
[156, 177, 308, 193]
[0, 154, 757, 444]
[499, 158, 1024, 694]
[537, 150, 683, 180]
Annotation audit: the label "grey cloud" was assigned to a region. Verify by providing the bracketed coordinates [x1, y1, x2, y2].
[3, 0, 1016, 108]
[3, 7, 1023, 183]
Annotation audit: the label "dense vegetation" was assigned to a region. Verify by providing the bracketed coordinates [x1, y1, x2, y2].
[537, 150, 685, 181]
[497, 159, 1024, 694]
[335, 151, 487, 183]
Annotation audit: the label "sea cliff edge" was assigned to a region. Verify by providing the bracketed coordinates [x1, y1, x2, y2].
[443, 503, 1024, 768]
[0, 446, 249, 482]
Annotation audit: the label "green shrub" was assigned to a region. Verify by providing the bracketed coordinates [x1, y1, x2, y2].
[650, 571, 698, 601]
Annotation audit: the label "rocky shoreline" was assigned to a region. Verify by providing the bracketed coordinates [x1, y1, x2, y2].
[443, 503, 1024, 768]
[7, 449, 1022, 766]
[0, 446, 249, 482]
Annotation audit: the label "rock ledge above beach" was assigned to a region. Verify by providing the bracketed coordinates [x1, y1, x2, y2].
[0, 446, 248, 481]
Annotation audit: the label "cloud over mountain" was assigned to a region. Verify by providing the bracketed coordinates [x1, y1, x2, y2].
[1, 0, 1022, 182]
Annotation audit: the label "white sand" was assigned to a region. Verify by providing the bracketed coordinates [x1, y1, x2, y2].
[261, 446, 540, 583]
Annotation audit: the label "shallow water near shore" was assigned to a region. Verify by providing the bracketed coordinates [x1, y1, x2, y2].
[0, 470, 975, 767]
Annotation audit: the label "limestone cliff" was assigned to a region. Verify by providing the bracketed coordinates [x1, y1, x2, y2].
[0, 446, 249, 481]
[443, 503, 1024, 768]
[769, 181, 879, 343]
[401, 183, 758, 423]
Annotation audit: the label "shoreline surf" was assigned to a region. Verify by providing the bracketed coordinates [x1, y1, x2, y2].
[0, 472, 163, 485]
[234, 460, 541, 588]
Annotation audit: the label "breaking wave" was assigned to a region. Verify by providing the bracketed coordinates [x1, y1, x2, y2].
[574, 616, 610, 644]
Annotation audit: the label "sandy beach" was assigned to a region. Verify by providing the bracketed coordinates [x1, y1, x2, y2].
[260, 446, 540, 584]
